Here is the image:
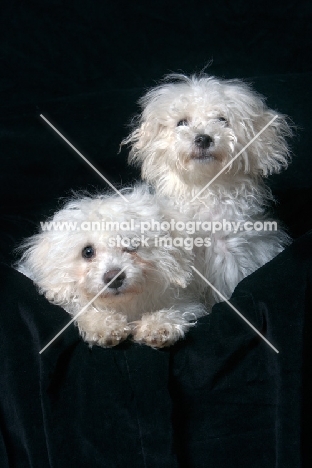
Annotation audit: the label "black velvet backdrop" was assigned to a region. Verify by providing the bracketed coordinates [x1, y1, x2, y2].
[1, 1, 312, 467]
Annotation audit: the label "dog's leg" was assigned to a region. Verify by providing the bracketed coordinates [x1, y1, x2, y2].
[131, 307, 199, 348]
[76, 308, 131, 348]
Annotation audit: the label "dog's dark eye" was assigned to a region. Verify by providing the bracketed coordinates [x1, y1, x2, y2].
[177, 119, 188, 127]
[82, 245, 95, 259]
[218, 117, 228, 125]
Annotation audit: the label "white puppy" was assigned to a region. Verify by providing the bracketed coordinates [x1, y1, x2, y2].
[122, 74, 292, 307]
[16, 186, 204, 348]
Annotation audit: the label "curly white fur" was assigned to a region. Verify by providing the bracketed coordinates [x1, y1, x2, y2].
[122, 74, 292, 307]
[16, 186, 204, 348]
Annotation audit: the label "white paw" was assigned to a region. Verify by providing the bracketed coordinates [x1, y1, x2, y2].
[83, 327, 130, 348]
[78, 314, 131, 348]
[131, 316, 186, 348]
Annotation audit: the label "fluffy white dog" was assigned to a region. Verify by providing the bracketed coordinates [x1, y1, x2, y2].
[122, 74, 292, 307]
[16, 186, 204, 348]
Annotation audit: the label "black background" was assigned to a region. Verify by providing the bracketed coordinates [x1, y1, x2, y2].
[1, 0, 312, 262]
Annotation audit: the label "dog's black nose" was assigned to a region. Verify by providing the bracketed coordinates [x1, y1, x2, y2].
[103, 269, 126, 289]
[194, 134, 213, 149]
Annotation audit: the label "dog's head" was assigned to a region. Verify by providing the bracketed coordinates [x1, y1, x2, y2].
[123, 74, 292, 195]
[16, 187, 192, 315]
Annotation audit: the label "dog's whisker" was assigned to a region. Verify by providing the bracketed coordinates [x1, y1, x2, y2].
[175, 153, 188, 172]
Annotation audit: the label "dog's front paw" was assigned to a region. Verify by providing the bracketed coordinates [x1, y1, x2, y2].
[131, 312, 187, 348]
[78, 314, 131, 348]
[85, 328, 130, 348]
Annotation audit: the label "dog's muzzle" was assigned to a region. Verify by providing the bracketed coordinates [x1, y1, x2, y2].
[103, 268, 126, 289]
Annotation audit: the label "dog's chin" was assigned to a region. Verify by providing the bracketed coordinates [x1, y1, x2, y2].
[188, 144, 228, 163]
[174, 149, 229, 185]
[101, 289, 125, 298]
[185, 150, 222, 178]
[190, 150, 216, 163]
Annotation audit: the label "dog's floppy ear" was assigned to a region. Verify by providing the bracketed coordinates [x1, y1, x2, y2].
[224, 81, 292, 176]
[156, 251, 191, 289]
[247, 110, 292, 176]
[122, 82, 173, 166]
[125, 121, 153, 164]
[122, 117, 166, 167]
[16, 234, 52, 280]
[152, 238, 193, 289]
[16, 231, 75, 306]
